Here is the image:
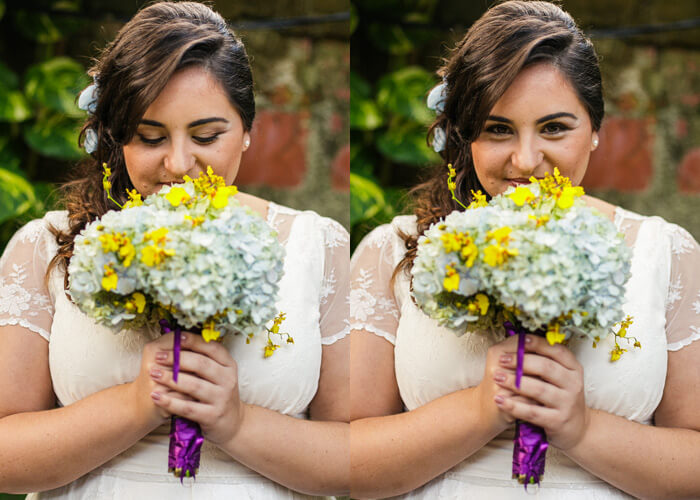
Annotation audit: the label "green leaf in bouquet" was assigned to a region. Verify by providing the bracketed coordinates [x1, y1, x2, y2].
[350, 172, 386, 226]
[24, 57, 89, 117]
[376, 119, 438, 166]
[376, 66, 436, 124]
[367, 23, 414, 55]
[14, 11, 63, 43]
[24, 113, 84, 160]
[0, 167, 37, 225]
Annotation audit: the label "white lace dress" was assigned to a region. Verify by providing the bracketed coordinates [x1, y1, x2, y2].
[0, 202, 350, 499]
[350, 207, 700, 499]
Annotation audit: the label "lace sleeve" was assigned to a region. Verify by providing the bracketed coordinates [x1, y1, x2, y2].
[319, 218, 350, 345]
[350, 224, 400, 345]
[664, 224, 700, 351]
[0, 218, 56, 340]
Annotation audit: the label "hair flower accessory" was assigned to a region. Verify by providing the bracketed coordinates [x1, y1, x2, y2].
[83, 128, 98, 155]
[432, 126, 446, 153]
[78, 81, 99, 114]
[426, 80, 447, 113]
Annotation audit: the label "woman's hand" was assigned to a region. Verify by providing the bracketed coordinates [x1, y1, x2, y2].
[476, 334, 534, 432]
[148, 331, 245, 446]
[129, 332, 182, 427]
[492, 334, 590, 451]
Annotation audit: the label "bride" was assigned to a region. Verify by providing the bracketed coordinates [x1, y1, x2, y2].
[0, 2, 349, 498]
[350, 1, 700, 498]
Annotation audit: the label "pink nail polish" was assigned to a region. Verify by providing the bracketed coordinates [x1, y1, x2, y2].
[494, 395, 504, 404]
[151, 391, 161, 400]
[494, 372, 506, 382]
[150, 368, 162, 378]
[499, 354, 512, 364]
[155, 352, 167, 361]
[525, 335, 532, 344]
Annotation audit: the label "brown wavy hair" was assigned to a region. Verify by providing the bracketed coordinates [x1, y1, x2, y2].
[395, 0, 604, 279]
[48, 1, 255, 288]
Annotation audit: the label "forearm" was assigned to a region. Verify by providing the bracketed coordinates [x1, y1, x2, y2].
[351, 386, 503, 499]
[0, 383, 159, 494]
[566, 409, 700, 499]
[219, 403, 350, 496]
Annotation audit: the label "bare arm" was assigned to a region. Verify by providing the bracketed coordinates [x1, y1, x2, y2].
[349, 330, 519, 499]
[0, 326, 172, 494]
[151, 332, 350, 496]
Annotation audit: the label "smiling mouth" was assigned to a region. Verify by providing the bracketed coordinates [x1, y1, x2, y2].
[507, 178, 536, 186]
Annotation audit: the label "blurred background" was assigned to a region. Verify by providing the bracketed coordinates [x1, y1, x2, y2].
[0, 0, 350, 257]
[350, 0, 700, 249]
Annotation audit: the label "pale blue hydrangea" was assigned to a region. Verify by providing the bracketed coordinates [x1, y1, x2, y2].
[411, 184, 631, 342]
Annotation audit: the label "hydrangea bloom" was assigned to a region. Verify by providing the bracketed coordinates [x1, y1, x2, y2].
[68, 167, 285, 344]
[411, 168, 635, 350]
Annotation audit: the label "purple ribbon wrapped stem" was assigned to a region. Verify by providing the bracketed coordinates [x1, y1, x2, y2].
[504, 321, 549, 488]
[159, 319, 203, 481]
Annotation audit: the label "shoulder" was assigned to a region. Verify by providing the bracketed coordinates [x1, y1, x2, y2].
[354, 215, 416, 257]
[268, 201, 349, 248]
[615, 206, 698, 251]
[3, 211, 67, 254]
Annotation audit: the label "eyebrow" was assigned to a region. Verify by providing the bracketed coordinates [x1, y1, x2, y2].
[486, 112, 578, 124]
[139, 117, 229, 128]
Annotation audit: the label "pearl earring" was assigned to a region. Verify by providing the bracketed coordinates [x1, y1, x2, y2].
[244, 138, 251, 149]
[592, 137, 599, 148]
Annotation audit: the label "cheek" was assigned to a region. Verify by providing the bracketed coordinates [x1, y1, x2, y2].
[122, 145, 160, 192]
[552, 139, 591, 186]
[471, 141, 508, 195]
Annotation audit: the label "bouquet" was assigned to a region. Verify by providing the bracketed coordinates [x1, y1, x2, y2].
[69, 165, 290, 480]
[411, 167, 639, 487]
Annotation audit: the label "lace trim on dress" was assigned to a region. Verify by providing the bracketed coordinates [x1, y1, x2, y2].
[667, 326, 700, 351]
[351, 322, 396, 345]
[320, 325, 350, 345]
[0, 318, 50, 341]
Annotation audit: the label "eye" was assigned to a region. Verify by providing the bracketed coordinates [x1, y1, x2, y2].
[193, 134, 220, 145]
[484, 124, 512, 136]
[138, 134, 165, 145]
[541, 122, 571, 135]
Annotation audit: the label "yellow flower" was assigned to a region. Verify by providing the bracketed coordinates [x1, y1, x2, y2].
[528, 214, 550, 227]
[467, 293, 490, 315]
[118, 241, 136, 267]
[184, 215, 205, 227]
[443, 264, 460, 292]
[486, 226, 512, 244]
[101, 265, 118, 291]
[483, 244, 518, 267]
[467, 190, 488, 209]
[141, 245, 175, 267]
[211, 186, 238, 209]
[99, 233, 121, 253]
[546, 323, 566, 345]
[508, 186, 535, 206]
[460, 239, 478, 267]
[610, 343, 626, 362]
[202, 321, 222, 342]
[123, 189, 143, 209]
[165, 186, 191, 207]
[144, 227, 169, 245]
[124, 292, 146, 313]
[556, 185, 584, 209]
[264, 339, 279, 358]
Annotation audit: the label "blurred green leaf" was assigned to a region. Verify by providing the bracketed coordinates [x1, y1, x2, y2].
[25, 57, 88, 117]
[367, 24, 414, 55]
[0, 1, 5, 22]
[24, 113, 84, 160]
[0, 136, 22, 173]
[0, 90, 32, 122]
[0, 167, 37, 225]
[14, 11, 63, 43]
[350, 142, 376, 178]
[376, 120, 437, 166]
[350, 172, 386, 226]
[0, 61, 19, 89]
[350, 3, 358, 34]
[350, 72, 383, 130]
[376, 66, 436, 123]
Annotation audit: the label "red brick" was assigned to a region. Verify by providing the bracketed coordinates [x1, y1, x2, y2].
[681, 93, 700, 107]
[582, 117, 654, 192]
[331, 143, 350, 191]
[678, 148, 700, 193]
[236, 110, 307, 187]
[329, 112, 344, 134]
[676, 119, 688, 139]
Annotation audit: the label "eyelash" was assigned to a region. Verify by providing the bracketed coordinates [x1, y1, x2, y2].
[483, 122, 571, 136]
[137, 134, 220, 145]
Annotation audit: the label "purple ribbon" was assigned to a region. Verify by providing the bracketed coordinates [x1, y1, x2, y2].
[504, 321, 548, 488]
[159, 319, 203, 481]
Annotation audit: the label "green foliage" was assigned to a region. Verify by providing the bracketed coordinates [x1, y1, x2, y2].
[350, 0, 443, 250]
[0, 7, 90, 253]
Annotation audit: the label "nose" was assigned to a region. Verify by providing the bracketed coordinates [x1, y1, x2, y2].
[511, 135, 543, 175]
[163, 139, 195, 178]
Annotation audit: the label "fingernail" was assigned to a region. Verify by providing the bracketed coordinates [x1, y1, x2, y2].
[494, 371, 506, 382]
[494, 395, 504, 404]
[181, 333, 187, 341]
[155, 352, 167, 361]
[150, 391, 161, 400]
[499, 354, 512, 364]
[150, 368, 162, 379]
[525, 335, 532, 344]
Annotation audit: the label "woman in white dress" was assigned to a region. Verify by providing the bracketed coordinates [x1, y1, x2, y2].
[0, 2, 349, 498]
[350, 2, 700, 498]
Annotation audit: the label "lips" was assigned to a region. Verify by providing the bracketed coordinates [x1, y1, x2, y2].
[507, 178, 534, 187]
